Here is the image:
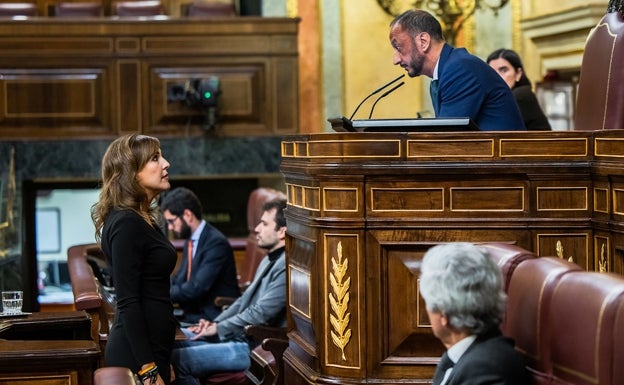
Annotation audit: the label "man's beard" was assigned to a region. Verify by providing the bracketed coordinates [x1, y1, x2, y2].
[176, 219, 192, 239]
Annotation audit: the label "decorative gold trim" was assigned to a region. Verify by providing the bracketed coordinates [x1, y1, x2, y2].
[499, 138, 588, 157]
[323, 187, 359, 212]
[614, 188, 624, 215]
[595, 238, 609, 273]
[289, 264, 312, 319]
[329, 241, 351, 361]
[370, 187, 445, 212]
[593, 188, 610, 214]
[556, 240, 575, 263]
[296, 139, 402, 159]
[536, 233, 589, 269]
[449, 186, 525, 212]
[406, 138, 494, 158]
[536, 187, 588, 212]
[595, 138, 624, 158]
[286, 183, 321, 211]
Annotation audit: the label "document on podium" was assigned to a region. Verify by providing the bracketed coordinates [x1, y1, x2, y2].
[328, 116, 480, 132]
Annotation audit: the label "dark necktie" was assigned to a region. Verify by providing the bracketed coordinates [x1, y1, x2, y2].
[430, 79, 439, 115]
[432, 352, 453, 385]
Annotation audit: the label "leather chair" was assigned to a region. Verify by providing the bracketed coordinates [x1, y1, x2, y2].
[184, 1, 235, 17]
[94, 367, 136, 385]
[575, 7, 624, 130]
[613, 299, 624, 385]
[53, 2, 102, 17]
[480, 242, 535, 292]
[113, 0, 163, 16]
[545, 271, 624, 385]
[0, 2, 37, 16]
[502, 257, 581, 385]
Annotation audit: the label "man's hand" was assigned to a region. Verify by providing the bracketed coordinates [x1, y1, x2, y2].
[187, 318, 218, 340]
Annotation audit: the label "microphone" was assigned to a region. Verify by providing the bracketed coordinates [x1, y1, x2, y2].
[368, 81, 405, 119]
[348, 74, 405, 120]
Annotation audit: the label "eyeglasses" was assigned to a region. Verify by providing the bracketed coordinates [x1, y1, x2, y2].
[165, 216, 179, 225]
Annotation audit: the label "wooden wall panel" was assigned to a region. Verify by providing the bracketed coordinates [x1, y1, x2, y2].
[0, 18, 299, 139]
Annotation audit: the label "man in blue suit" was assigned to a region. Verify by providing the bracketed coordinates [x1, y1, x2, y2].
[161, 187, 241, 324]
[389, 9, 525, 131]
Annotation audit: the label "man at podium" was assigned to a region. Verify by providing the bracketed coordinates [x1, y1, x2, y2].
[389, 9, 525, 131]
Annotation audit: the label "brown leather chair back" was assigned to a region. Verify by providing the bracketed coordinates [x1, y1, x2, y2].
[113, 0, 162, 16]
[54, 2, 102, 17]
[0, 2, 37, 16]
[185, 1, 235, 17]
[546, 271, 624, 385]
[575, 10, 624, 130]
[503, 257, 581, 385]
[237, 187, 286, 291]
[613, 300, 624, 385]
[480, 242, 535, 292]
[94, 367, 135, 385]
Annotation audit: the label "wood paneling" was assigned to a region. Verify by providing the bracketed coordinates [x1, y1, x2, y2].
[281, 129, 624, 385]
[0, 17, 299, 140]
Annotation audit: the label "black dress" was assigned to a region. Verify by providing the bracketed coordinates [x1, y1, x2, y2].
[101, 209, 177, 384]
[512, 85, 552, 131]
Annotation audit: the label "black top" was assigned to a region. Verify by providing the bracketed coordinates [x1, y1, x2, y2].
[512, 85, 552, 131]
[101, 208, 177, 383]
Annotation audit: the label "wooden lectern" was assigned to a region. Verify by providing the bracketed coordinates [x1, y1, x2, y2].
[280, 128, 624, 384]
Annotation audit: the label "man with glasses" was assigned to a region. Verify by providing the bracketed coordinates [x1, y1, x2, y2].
[160, 187, 240, 325]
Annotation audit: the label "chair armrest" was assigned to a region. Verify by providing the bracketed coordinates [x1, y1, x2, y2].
[214, 296, 238, 308]
[244, 324, 287, 341]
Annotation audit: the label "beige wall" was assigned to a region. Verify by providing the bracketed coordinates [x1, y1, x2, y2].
[291, 0, 608, 132]
[342, 0, 425, 121]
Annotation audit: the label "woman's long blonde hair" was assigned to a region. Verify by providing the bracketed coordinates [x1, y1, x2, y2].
[91, 134, 163, 242]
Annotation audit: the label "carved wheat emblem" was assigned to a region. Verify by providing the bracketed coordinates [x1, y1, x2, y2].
[599, 244, 608, 272]
[329, 241, 351, 361]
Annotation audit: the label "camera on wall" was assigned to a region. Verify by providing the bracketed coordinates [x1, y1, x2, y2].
[167, 76, 221, 131]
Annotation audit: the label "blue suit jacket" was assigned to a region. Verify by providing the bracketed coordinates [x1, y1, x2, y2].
[170, 222, 241, 323]
[434, 44, 525, 131]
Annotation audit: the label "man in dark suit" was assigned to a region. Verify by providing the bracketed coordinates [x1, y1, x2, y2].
[161, 187, 240, 324]
[389, 9, 525, 131]
[419, 242, 529, 385]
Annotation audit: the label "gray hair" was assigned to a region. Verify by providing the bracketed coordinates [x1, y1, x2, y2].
[419, 242, 506, 334]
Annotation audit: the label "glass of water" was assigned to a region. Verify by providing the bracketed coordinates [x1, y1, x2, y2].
[2, 290, 23, 315]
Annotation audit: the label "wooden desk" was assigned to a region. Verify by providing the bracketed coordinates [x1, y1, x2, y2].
[0, 340, 100, 385]
[280, 129, 624, 384]
[0, 310, 92, 340]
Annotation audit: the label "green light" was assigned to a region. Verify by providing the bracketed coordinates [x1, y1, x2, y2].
[204, 91, 212, 99]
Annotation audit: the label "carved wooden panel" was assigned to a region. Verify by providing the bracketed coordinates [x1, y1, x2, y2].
[281, 130, 624, 385]
[0, 18, 299, 139]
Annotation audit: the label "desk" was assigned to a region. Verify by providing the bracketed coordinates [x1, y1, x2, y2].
[280, 129, 624, 384]
[0, 310, 92, 340]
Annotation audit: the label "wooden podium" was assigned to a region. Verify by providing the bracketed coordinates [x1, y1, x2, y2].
[280, 128, 624, 384]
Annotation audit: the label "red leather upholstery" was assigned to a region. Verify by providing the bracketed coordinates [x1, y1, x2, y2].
[547, 272, 624, 385]
[575, 10, 624, 130]
[54, 2, 102, 17]
[613, 299, 624, 385]
[93, 367, 135, 385]
[0, 2, 37, 16]
[480, 242, 535, 292]
[113, 0, 163, 16]
[186, 1, 235, 17]
[503, 257, 581, 385]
